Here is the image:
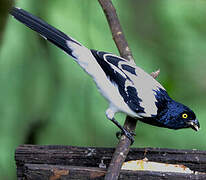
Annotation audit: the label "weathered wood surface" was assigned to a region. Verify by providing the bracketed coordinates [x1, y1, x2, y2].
[16, 145, 206, 179]
[22, 164, 206, 180]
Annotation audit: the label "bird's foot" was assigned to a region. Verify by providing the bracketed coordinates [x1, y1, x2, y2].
[108, 116, 136, 145]
[116, 129, 136, 145]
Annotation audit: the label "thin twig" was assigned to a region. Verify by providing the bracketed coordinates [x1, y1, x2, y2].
[151, 69, 160, 79]
[98, 0, 159, 180]
[98, 0, 134, 63]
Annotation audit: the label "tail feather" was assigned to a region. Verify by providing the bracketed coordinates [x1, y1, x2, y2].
[10, 7, 81, 58]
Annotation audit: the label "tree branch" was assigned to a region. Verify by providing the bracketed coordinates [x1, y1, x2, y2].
[98, 0, 159, 180]
[98, 0, 134, 63]
[98, 1, 137, 179]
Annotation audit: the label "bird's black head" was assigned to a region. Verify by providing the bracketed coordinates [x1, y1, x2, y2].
[142, 88, 200, 131]
[162, 101, 200, 131]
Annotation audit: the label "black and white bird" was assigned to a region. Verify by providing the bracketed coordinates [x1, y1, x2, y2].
[10, 7, 200, 143]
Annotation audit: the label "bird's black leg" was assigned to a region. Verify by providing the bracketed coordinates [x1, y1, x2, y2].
[110, 118, 135, 145]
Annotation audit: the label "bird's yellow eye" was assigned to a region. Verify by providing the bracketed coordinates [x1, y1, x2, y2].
[182, 113, 188, 119]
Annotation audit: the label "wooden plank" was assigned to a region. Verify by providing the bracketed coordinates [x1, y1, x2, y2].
[22, 163, 206, 180]
[15, 145, 206, 179]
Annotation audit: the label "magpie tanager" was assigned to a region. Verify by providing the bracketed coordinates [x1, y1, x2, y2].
[10, 7, 200, 143]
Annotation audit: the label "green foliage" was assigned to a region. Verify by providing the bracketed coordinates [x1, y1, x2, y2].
[0, 0, 206, 179]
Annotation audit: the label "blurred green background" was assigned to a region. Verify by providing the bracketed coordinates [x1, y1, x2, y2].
[0, 0, 206, 179]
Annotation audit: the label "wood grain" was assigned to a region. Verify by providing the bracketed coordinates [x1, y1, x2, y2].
[16, 145, 206, 179]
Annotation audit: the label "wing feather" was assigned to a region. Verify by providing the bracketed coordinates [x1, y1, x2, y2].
[91, 50, 165, 117]
[91, 50, 145, 114]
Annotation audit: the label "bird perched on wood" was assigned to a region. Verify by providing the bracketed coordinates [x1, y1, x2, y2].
[10, 7, 200, 144]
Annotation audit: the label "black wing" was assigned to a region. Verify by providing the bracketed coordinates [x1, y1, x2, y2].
[91, 50, 144, 114]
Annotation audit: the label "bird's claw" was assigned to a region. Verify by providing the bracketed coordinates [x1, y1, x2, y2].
[116, 129, 136, 145]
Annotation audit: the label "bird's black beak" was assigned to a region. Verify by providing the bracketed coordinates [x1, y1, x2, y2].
[187, 119, 200, 131]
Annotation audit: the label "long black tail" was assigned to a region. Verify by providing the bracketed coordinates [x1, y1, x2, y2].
[10, 7, 81, 58]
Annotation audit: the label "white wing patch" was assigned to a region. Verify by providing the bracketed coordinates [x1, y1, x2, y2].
[132, 65, 164, 117]
[102, 53, 164, 117]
